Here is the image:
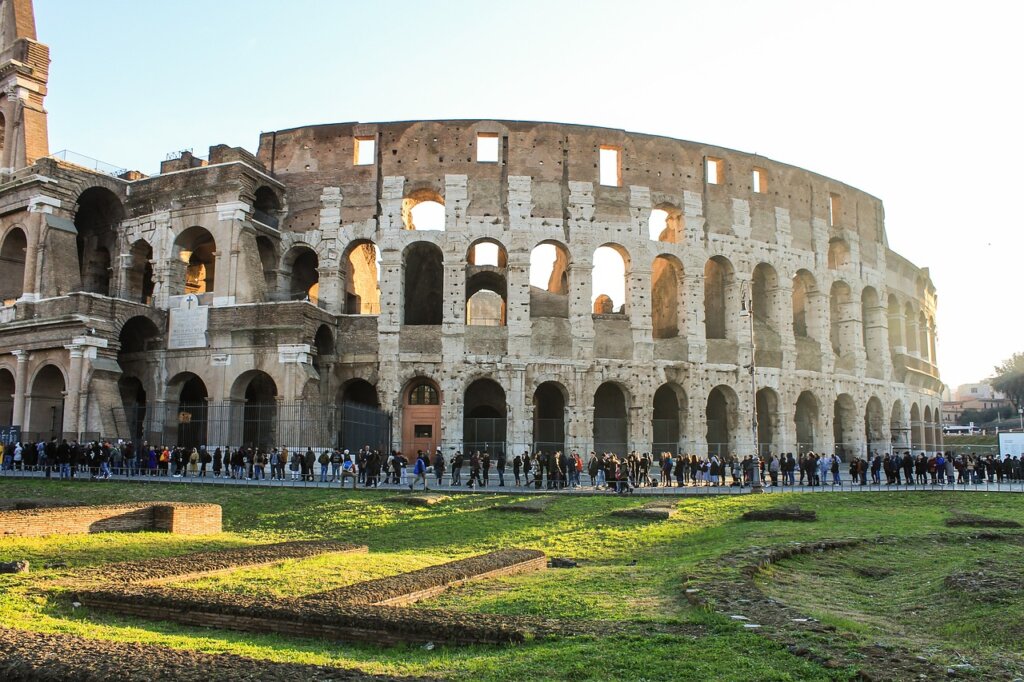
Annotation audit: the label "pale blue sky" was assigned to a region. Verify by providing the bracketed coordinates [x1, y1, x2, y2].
[37, 0, 1024, 389]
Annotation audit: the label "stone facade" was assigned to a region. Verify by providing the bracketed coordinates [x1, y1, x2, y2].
[0, 3, 943, 459]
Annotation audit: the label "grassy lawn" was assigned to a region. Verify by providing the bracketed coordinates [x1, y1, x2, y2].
[3, 479, 1024, 680]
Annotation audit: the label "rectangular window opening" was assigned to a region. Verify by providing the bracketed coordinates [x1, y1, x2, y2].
[414, 424, 433, 438]
[752, 167, 766, 193]
[706, 157, 722, 185]
[476, 133, 499, 162]
[599, 146, 621, 187]
[354, 136, 376, 166]
[829, 192, 841, 226]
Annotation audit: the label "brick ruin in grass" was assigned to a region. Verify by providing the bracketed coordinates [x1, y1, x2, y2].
[0, 502, 223, 537]
[74, 547, 550, 646]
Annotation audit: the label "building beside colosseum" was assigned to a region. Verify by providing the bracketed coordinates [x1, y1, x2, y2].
[0, 0, 943, 458]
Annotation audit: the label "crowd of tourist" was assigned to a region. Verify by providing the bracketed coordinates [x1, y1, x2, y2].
[2, 438, 1023, 490]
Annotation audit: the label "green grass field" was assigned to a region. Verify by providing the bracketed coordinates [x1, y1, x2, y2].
[2, 479, 1023, 680]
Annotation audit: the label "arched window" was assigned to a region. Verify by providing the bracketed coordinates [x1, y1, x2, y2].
[402, 189, 445, 231]
[175, 226, 216, 295]
[592, 244, 628, 314]
[75, 187, 124, 296]
[0, 227, 27, 304]
[648, 204, 683, 243]
[652, 255, 684, 339]
[409, 382, 439, 405]
[529, 241, 570, 318]
[704, 256, 734, 340]
[404, 242, 444, 325]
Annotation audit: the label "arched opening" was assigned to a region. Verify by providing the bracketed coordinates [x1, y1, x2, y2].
[652, 255, 684, 339]
[755, 387, 779, 456]
[0, 227, 27, 304]
[704, 256, 734, 340]
[861, 286, 883, 365]
[887, 295, 903, 363]
[236, 372, 277, 449]
[118, 316, 160, 442]
[593, 294, 613, 315]
[705, 385, 737, 458]
[174, 226, 216, 295]
[890, 400, 907, 450]
[918, 312, 930, 363]
[648, 204, 683, 243]
[466, 239, 508, 326]
[592, 244, 628, 314]
[830, 281, 854, 358]
[653, 383, 685, 455]
[910, 402, 923, 451]
[594, 382, 628, 455]
[256, 236, 278, 297]
[403, 242, 444, 325]
[529, 241, 570, 318]
[284, 246, 319, 304]
[344, 240, 381, 314]
[463, 378, 507, 456]
[341, 379, 378, 407]
[0, 368, 15, 426]
[752, 263, 781, 366]
[465, 271, 505, 330]
[904, 303, 919, 355]
[118, 376, 146, 444]
[532, 381, 566, 455]
[795, 390, 819, 454]
[176, 374, 208, 449]
[402, 189, 445, 231]
[312, 325, 334, 375]
[467, 239, 507, 267]
[865, 396, 885, 456]
[74, 187, 124, 296]
[792, 270, 819, 340]
[928, 316, 938, 365]
[402, 378, 441, 454]
[833, 393, 857, 458]
[27, 365, 65, 440]
[827, 238, 850, 269]
[923, 405, 935, 453]
[338, 379, 387, 451]
[125, 240, 155, 304]
[253, 186, 281, 228]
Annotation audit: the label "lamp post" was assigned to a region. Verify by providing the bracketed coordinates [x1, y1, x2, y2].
[1019, 407, 1023, 432]
[740, 283, 764, 493]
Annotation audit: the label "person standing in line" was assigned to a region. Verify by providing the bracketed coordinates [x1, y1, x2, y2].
[468, 451, 482, 488]
[410, 451, 429, 491]
[318, 450, 330, 482]
[496, 449, 507, 487]
[513, 451, 523, 486]
[433, 448, 446, 486]
[450, 450, 463, 486]
[481, 451, 491, 487]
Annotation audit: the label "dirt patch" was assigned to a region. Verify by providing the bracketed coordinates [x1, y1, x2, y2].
[308, 549, 546, 606]
[0, 625, 416, 681]
[944, 563, 1022, 602]
[945, 514, 1021, 529]
[387, 494, 449, 507]
[0, 499, 84, 511]
[853, 566, 892, 579]
[741, 507, 816, 522]
[75, 541, 367, 586]
[492, 497, 554, 514]
[612, 500, 677, 520]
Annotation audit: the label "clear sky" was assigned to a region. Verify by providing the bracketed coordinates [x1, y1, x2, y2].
[36, 0, 1023, 390]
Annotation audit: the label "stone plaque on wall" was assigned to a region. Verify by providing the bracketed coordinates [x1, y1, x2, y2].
[168, 295, 209, 349]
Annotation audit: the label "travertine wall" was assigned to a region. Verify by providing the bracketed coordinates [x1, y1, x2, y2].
[0, 120, 943, 458]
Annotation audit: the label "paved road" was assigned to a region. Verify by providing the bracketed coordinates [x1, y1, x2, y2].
[3, 468, 1023, 495]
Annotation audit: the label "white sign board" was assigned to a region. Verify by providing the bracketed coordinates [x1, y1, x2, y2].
[168, 295, 209, 349]
[998, 433, 1024, 458]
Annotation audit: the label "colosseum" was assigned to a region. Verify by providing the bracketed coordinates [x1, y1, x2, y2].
[0, 1, 943, 460]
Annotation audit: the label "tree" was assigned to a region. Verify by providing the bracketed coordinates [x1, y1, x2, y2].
[991, 352, 1024, 411]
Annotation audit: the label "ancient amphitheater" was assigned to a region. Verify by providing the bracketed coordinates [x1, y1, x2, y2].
[0, 2, 942, 460]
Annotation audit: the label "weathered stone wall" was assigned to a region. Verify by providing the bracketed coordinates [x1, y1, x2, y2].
[0, 119, 944, 457]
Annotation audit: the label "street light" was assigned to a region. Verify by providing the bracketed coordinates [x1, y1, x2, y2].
[740, 283, 764, 493]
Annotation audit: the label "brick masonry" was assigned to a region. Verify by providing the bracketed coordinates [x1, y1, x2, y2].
[0, 502, 222, 537]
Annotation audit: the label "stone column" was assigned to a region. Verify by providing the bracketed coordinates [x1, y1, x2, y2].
[628, 263, 654, 362]
[63, 344, 84, 439]
[317, 265, 343, 314]
[11, 350, 29, 427]
[684, 270, 707, 364]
